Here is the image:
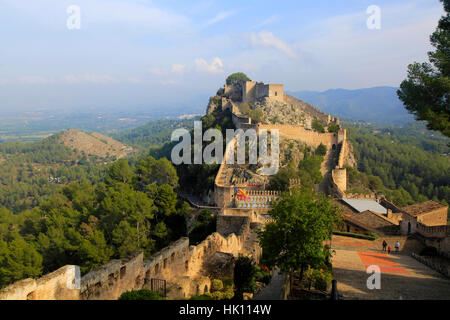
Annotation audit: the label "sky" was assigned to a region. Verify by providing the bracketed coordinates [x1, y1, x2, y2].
[0, 0, 445, 114]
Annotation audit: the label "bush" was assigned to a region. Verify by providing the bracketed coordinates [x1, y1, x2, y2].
[332, 231, 377, 241]
[211, 291, 225, 300]
[315, 143, 327, 156]
[255, 271, 271, 285]
[328, 123, 339, 133]
[118, 289, 165, 300]
[234, 255, 257, 295]
[211, 279, 224, 292]
[226, 72, 251, 85]
[312, 269, 332, 291]
[222, 278, 234, 289]
[223, 288, 235, 300]
[312, 119, 325, 133]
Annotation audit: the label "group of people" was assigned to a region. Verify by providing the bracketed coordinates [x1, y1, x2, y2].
[382, 240, 400, 254]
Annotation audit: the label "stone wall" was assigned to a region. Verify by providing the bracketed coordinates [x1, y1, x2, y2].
[0, 223, 251, 300]
[257, 123, 338, 148]
[0, 266, 80, 300]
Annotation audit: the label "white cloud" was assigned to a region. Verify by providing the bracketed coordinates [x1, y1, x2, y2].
[127, 77, 141, 84]
[204, 10, 237, 27]
[253, 15, 280, 29]
[160, 79, 179, 86]
[248, 31, 298, 59]
[171, 64, 186, 73]
[148, 67, 166, 75]
[194, 57, 224, 74]
[63, 74, 119, 84]
[19, 76, 54, 85]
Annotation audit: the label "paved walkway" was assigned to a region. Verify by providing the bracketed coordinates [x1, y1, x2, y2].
[332, 236, 450, 299]
[254, 269, 285, 300]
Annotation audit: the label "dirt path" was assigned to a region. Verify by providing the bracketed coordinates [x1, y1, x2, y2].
[331, 236, 450, 299]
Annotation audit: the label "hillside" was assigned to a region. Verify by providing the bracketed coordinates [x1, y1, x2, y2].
[0, 129, 132, 212]
[59, 129, 133, 160]
[289, 87, 414, 124]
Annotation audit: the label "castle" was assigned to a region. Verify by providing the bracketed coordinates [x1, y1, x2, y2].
[3, 77, 448, 300]
[0, 77, 351, 300]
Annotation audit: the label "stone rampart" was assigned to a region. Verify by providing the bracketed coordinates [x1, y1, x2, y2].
[0, 222, 250, 300]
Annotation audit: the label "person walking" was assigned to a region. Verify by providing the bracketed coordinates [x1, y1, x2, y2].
[382, 240, 387, 252]
[395, 241, 400, 253]
[387, 246, 391, 254]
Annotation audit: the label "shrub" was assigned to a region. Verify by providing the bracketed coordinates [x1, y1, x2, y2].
[222, 278, 234, 289]
[312, 269, 332, 292]
[312, 119, 325, 133]
[118, 289, 165, 300]
[328, 123, 339, 133]
[212, 291, 225, 300]
[223, 288, 235, 300]
[315, 143, 327, 156]
[234, 255, 257, 294]
[226, 72, 251, 85]
[332, 231, 377, 241]
[211, 279, 224, 292]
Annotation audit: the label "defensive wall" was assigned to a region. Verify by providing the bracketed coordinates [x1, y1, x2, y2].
[0, 216, 252, 300]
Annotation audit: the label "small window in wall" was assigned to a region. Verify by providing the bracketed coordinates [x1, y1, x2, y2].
[120, 266, 126, 279]
[171, 252, 175, 262]
[275, 91, 278, 96]
[163, 258, 168, 269]
[185, 261, 189, 271]
[204, 285, 209, 293]
[155, 263, 159, 274]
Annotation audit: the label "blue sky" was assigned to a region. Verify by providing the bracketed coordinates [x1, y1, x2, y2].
[0, 0, 445, 113]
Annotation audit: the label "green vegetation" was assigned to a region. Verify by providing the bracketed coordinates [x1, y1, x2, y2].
[0, 156, 191, 287]
[332, 231, 378, 241]
[347, 124, 449, 207]
[315, 143, 327, 156]
[304, 267, 333, 292]
[176, 110, 234, 197]
[188, 209, 216, 245]
[226, 72, 251, 85]
[0, 134, 108, 213]
[233, 255, 257, 298]
[257, 190, 339, 288]
[312, 119, 325, 133]
[269, 145, 324, 192]
[113, 118, 197, 152]
[398, 0, 450, 137]
[327, 123, 339, 133]
[118, 289, 165, 300]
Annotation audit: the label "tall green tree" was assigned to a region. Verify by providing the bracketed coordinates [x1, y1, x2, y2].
[257, 190, 339, 287]
[397, 0, 450, 137]
[0, 233, 43, 287]
[136, 156, 178, 189]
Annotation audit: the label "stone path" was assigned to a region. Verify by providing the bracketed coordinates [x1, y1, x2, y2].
[331, 236, 450, 299]
[254, 269, 285, 300]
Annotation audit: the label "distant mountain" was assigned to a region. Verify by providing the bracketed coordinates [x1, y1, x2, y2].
[288, 86, 414, 124]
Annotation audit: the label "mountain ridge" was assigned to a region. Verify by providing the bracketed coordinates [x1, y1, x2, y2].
[288, 86, 414, 124]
